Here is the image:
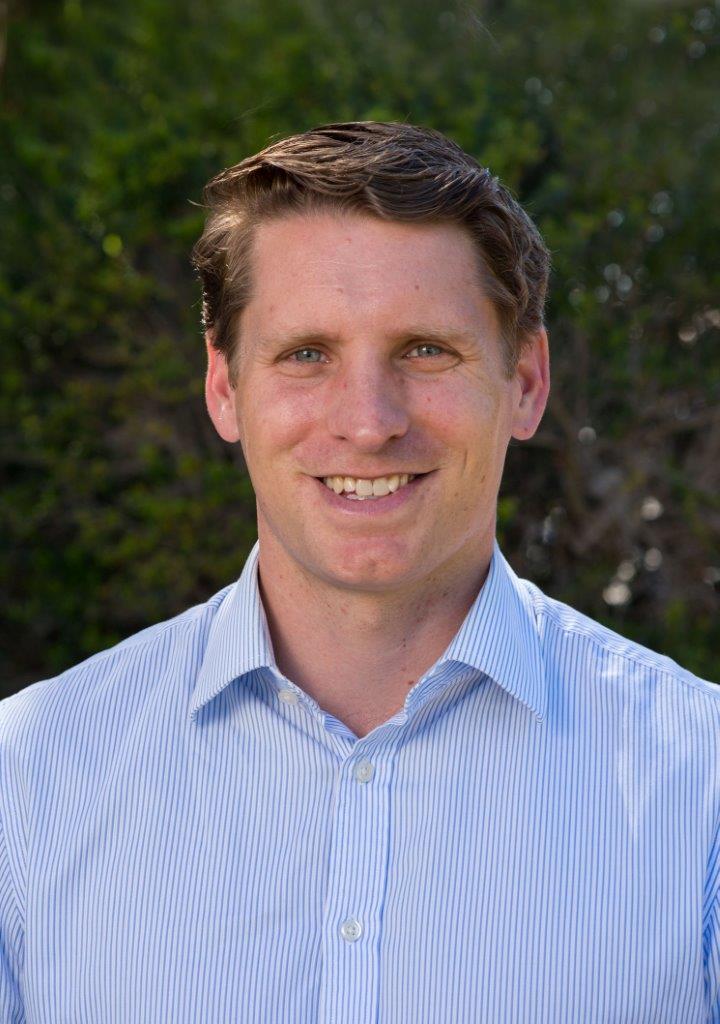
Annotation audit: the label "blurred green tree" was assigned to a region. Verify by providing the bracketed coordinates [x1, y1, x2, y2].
[1, 0, 718, 692]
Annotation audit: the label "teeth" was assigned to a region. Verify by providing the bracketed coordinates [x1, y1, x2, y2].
[321, 473, 416, 498]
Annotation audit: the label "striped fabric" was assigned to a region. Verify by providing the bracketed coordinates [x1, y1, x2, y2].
[1, 539, 719, 1023]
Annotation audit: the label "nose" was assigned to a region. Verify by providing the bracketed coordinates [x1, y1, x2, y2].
[324, 353, 410, 451]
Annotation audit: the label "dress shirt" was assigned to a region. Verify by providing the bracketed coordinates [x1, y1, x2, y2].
[1, 539, 719, 1023]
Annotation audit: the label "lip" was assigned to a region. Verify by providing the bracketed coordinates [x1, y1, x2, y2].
[310, 472, 434, 516]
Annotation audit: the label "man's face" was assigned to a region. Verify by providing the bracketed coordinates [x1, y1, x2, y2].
[206, 211, 548, 593]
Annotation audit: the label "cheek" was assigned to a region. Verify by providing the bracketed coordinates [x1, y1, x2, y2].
[425, 386, 505, 446]
[431, 393, 509, 497]
[238, 383, 316, 453]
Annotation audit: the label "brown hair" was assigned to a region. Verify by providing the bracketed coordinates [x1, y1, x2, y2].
[191, 121, 551, 384]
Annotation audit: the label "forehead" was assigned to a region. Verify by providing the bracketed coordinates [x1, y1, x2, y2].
[242, 211, 500, 338]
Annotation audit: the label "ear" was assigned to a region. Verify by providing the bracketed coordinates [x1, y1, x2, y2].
[510, 328, 550, 441]
[205, 331, 241, 443]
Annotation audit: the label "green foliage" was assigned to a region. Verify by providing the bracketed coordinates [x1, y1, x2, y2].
[1, 0, 718, 689]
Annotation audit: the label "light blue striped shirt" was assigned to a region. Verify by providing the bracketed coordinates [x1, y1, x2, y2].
[1, 539, 719, 1022]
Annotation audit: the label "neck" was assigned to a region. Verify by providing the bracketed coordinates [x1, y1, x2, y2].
[256, 528, 493, 738]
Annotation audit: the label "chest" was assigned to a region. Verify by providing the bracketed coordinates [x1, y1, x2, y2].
[21, 715, 708, 1023]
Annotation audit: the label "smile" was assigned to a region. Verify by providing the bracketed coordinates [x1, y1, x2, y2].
[320, 473, 417, 500]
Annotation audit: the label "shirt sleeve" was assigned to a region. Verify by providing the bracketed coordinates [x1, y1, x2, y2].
[705, 815, 720, 1022]
[0, 809, 25, 1024]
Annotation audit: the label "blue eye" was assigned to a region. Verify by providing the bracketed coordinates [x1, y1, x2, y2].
[408, 343, 445, 358]
[291, 348, 323, 363]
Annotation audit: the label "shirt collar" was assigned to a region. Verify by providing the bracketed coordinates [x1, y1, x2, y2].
[190, 541, 274, 721]
[189, 539, 547, 723]
[440, 541, 547, 722]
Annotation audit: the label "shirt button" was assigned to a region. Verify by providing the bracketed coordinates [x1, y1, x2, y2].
[278, 688, 298, 704]
[354, 761, 374, 783]
[340, 917, 363, 942]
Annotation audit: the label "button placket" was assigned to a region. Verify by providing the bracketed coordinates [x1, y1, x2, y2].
[318, 738, 399, 1023]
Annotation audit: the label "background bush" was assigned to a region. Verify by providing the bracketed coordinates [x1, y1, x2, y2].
[2, 0, 719, 694]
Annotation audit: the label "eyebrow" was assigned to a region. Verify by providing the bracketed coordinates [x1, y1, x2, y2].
[257, 325, 478, 352]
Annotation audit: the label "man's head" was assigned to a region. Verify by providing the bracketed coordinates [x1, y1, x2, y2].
[192, 121, 550, 386]
[197, 123, 550, 596]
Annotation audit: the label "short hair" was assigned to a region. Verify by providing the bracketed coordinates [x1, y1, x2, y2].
[191, 121, 551, 384]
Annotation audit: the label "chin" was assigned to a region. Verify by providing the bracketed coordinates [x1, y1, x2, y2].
[313, 546, 423, 590]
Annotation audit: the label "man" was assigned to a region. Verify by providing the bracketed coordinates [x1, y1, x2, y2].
[1, 122, 718, 1022]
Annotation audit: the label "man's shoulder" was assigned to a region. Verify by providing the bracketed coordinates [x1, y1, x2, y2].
[0, 582, 235, 751]
[520, 575, 719, 706]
